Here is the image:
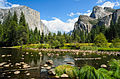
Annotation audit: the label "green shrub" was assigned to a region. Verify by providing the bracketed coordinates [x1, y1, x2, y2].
[79, 65, 112, 79]
[109, 59, 120, 79]
[112, 38, 120, 48]
[55, 65, 79, 78]
[94, 33, 108, 47]
[98, 48, 120, 51]
[80, 46, 98, 50]
[54, 59, 120, 79]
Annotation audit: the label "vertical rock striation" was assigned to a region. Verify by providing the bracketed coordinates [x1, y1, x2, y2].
[0, 6, 49, 34]
[73, 6, 120, 33]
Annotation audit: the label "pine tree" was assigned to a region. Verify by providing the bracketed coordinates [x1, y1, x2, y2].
[40, 32, 44, 43]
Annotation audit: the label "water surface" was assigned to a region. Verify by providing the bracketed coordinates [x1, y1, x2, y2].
[0, 48, 120, 79]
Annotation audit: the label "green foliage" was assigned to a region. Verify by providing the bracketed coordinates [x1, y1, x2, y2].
[0, 11, 42, 47]
[80, 46, 98, 50]
[98, 48, 120, 51]
[112, 38, 120, 48]
[55, 59, 120, 79]
[94, 33, 108, 47]
[109, 59, 120, 78]
[79, 65, 112, 79]
[55, 65, 79, 78]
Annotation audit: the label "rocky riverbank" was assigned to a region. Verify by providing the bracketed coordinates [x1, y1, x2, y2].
[24, 48, 120, 56]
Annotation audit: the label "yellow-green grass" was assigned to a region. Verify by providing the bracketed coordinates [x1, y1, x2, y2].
[98, 48, 120, 51]
[65, 43, 94, 46]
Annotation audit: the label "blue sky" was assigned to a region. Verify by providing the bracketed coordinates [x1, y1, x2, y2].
[0, 0, 120, 33]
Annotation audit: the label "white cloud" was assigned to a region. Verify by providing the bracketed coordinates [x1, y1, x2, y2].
[68, 10, 92, 17]
[99, 1, 120, 8]
[97, 0, 105, 4]
[11, 4, 20, 7]
[0, 0, 20, 9]
[42, 17, 78, 33]
[100, 1, 115, 8]
[115, 2, 120, 6]
[68, 12, 81, 17]
[83, 10, 92, 16]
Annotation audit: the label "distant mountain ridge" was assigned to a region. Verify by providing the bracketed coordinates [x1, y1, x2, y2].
[74, 6, 120, 33]
[0, 6, 49, 34]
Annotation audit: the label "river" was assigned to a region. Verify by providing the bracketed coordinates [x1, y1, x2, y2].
[0, 48, 120, 79]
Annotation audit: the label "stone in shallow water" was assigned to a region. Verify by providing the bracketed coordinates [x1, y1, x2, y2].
[61, 74, 69, 78]
[41, 67, 44, 69]
[1, 55, 6, 57]
[46, 66, 51, 70]
[26, 73, 30, 76]
[0, 62, 7, 66]
[46, 60, 53, 65]
[23, 64, 30, 69]
[48, 69, 56, 75]
[14, 71, 20, 75]
[101, 64, 107, 68]
[4, 64, 10, 67]
[21, 58, 24, 60]
[26, 52, 29, 54]
[7, 76, 11, 78]
[7, 54, 12, 57]
[24, 71, 28, 73]
[15, 63, 21, 66]
[55, 76, 59, 78]
[20, 62, 25, 64]
[44, 64, 48, 67]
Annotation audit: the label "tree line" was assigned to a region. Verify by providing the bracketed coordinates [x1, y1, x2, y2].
[0, 11, 120, 47]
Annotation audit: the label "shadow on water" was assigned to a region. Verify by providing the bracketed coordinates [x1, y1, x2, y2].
[0, 48, 120, 79]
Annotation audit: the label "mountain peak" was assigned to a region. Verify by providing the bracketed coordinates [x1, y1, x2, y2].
[90, 6, 114, 19]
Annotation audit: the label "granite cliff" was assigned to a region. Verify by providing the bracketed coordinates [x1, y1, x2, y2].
[74, 6, 120, 33]
[0, 6, 49, 34]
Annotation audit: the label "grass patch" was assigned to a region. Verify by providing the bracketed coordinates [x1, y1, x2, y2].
[98, 48, 120, 51]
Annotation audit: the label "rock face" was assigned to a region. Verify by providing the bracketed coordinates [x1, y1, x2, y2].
[74, 6, 119, 33]
[0, 6, 49, 34]
[90, 6, 114, 19]
[74, 15, 96, 33]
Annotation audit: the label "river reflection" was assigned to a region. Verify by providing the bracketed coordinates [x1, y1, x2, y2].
[0, 48, 120, 79]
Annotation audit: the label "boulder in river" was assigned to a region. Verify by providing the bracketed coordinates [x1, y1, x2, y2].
[14, 71, 20, 75]
[44, 64, 48, 67]
[101, 64, 107, 68]
[0, 62, 7, 66]
[61, 74, 69, 78]
[1, 55, 6, 57]
[26, 73, 30, 76]
[46, 66, 51, 70]
[48, 69, 56, 75]
[46, 60, 53, 65]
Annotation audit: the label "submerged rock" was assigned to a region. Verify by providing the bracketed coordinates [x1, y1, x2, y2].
[67, 62, 74, 65]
